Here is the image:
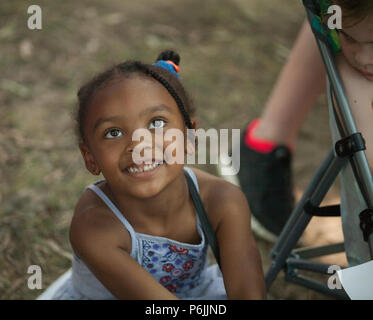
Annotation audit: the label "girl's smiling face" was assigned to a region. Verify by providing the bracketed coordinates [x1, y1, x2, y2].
[79, 75, 189, 199]
[339, 15, 373, 81]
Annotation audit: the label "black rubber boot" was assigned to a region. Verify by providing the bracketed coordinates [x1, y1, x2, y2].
[238, 130, 295, 237]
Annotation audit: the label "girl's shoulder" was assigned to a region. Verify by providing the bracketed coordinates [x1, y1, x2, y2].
[189, 167, 250, 228]
[190, 167, 246, 205]
[70, 183, 132, 256]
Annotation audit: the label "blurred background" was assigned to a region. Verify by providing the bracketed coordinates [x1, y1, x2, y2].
[0, 0, 346, 299]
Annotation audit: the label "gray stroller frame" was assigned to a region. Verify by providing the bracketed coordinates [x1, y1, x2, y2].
[265, 0, 373, 299]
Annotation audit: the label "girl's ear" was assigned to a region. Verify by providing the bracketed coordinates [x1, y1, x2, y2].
[185, 118, 198, 155]
[79, 143, 101, 175]
[190, 118, 197, 131]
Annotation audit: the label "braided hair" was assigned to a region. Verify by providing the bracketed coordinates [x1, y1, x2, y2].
[76, 50, 195, 143]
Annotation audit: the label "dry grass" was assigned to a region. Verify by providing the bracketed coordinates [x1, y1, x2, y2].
[0, 0, 343, 299]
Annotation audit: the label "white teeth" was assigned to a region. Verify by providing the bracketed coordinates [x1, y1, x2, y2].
[127, 162, 160, 174]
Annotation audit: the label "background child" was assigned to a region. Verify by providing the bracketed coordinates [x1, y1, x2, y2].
[238, 20, 325, 241]
[238, 0, 373, 263]
[38, 50, 266, 299]
[328, 0, 373, 266]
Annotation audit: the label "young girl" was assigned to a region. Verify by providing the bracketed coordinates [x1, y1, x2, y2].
[38, 50, 266, 299]
[326, 0, 373, 266]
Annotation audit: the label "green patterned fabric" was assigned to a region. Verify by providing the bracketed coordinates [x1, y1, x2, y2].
[310, 0, 341, 52]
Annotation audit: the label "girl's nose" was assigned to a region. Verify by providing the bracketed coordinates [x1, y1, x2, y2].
[128, 128, 154, 150]
[125, 139, 144, 153]
[125, 130, 154, 161]
[125, 143, 134, 153]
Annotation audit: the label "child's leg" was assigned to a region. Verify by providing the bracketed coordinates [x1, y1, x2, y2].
[255, 20, 326, 149]
[239, 20, 326, 240]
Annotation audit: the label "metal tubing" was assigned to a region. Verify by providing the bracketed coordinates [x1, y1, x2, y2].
[266, 151, 347, 288]
[271, 150, 337, 258]
[293, 242, 345, 259]
[271, 150, 346, 258]
[286, 258, 341, 274]
[285, 274, 349, 300]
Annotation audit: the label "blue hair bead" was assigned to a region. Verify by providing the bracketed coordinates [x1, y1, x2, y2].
[152, 60, 180, 79]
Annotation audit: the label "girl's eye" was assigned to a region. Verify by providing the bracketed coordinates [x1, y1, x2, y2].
[104, 128, 123, 139]
[149, 119, 166, 129]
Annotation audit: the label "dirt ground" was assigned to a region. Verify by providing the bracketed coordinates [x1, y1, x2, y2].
[0, 0, 347, 299]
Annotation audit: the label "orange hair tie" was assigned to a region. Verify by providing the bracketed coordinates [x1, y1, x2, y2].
[165, 60, 180, 73]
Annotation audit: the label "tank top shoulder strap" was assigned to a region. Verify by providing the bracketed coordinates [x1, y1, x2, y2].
[86, 182, 138, 258]
[183, 166, 221, 267]
[183, 167, 200, 192]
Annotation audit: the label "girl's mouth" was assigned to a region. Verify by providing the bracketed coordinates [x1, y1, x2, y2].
[362, 70, 373, 76]
[357, 68, 373, 79]
[125, 161, 163, 176]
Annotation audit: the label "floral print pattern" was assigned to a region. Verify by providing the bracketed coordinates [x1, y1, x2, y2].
[141, 238, 207, 294]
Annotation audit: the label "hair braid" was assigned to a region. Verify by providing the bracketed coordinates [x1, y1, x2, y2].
[147, 68, 194, 129]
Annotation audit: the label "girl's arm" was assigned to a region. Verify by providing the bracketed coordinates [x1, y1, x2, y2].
[70, 208, 179, 300]
[199, 171, 266, 299]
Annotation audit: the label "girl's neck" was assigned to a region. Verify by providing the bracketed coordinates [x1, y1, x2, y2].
[103, 171, 190, 228]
